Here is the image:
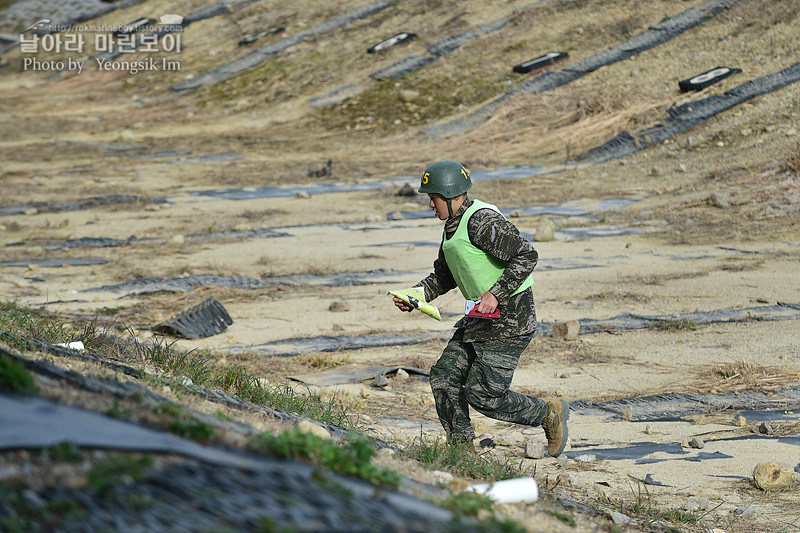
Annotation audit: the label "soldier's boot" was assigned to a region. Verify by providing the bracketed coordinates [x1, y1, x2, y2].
[541, 400, 569, 457]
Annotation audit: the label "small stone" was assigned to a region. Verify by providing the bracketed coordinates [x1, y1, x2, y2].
[650, 167, 661, 177]
[509, 209, 522, 218]
[364, 213, 383, 223]
[684, 496, 711, 511]
[395, 368, 409, 380]
[740, 127, 752, 136]
[689, 437, 705, 449]
[557, 472, 579, 487]
[708, 192, 731, 208]
[735, 415, 747, 427]
[734, 505, 755, 515]
[296, 191, 311, 199]
[678, 163, 687, 172]
[553, 320, 580, 341]
[396, 183, 416, 196]
[524, 440, 546, 459]
[431, 470, 453, 484]
[27, 264, 39, 271]
[622, 407, 633, 421]
[399, 89, 420, 102]
[559, 372, 570, 379]
[758, 422, 774, 435]
[169, 234, 185, 246]
[645, 423, 653, 434]
[373, 374, 389, 387]
[610, 511, 633, 524]
[328, 301, 350, 312]
[24, 207, 38, 216]
[574, 454, 596, 463]
[296, 419, 332, 440]
[690, 415, 707, 426]
[753, 462, 797, 491]
[534, 218, 555, 242]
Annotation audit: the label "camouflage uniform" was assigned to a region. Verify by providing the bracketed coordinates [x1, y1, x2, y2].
[417, 198, 549, 443]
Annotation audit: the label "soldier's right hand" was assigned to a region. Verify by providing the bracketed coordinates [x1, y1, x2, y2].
[393, 297, 413, 312]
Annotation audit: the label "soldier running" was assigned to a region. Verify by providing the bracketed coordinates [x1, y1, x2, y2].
[393, 160, 569, 457]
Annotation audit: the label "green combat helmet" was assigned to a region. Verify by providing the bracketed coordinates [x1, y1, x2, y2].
[418, 160, 472, 218]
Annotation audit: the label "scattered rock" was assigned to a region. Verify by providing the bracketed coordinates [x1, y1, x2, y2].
[524, 440, 546, 459]
[678, 163, 687, 172]
[690, 415, 707, 426]
[493, 435, 518, 447]
[684, 496, 710, 511]
[552, 320, 579, 340]
[328, 301, 350, 312]
[296, 419, 332, 440]
[708, 192, 731, 208]
[753, 462, 797, 491]
[650, 167, 661, 177]
[307, 159, 333, 178]
[364, 213, 383, 222]
[644, 423, 653, 434]
[24, 207, 38, 216]
[610, 510, 633, 524]
[396, 183, 417, 197]
[509, 209, 522, 218]
[169, 234, 185, 246]
[689, 437, 705, 449]
[296, 191, 312, 199]
[431, 470, 453, 484]
[534, 218, 556, 242]
[399, 89, 420, 102]
[477, 436, 495, 449]
[394, 368, 409, 380]
[734, 505, 755, 515]
[758, 421, 774, 435]
[373, 374, 389, 387]
[622, 407, 633, 421]
[557, 472, 580, 488]
[735, 415, 747, 427]
[574, 454, 596, 463]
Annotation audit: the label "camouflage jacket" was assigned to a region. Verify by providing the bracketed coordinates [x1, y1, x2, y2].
[417, 198, 539, 342]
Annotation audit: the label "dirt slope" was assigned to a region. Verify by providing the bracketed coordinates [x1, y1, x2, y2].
[1, 0, 800, 531]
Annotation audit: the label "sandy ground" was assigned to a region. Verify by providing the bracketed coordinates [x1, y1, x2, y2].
[2, 0, 800, 530]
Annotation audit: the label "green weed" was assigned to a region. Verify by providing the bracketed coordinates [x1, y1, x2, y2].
[252, 428, 400, 488]
[87, 454, 154, 494]
[407, 437, 526, 481]
[35, 441, 83, 463]
[155, 403, 216, 443]
[0, 353, 37, 393]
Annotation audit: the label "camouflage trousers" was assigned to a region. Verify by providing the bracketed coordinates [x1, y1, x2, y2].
[429, 328, 548, 444]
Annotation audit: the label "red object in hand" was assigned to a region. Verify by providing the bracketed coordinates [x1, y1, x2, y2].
[465, 300, 500, 319]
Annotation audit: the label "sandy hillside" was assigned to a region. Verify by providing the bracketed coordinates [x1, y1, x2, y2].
[1, 0, 800, 531]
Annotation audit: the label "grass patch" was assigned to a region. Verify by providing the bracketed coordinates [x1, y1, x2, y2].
[782, 142, 800, 174]
[33, 441, 83, 463]
[598, 482, 701, 531]
[252, 428, 401, 488]
[298, 352, 351, 369]
[0, 484, 86, 533]
[1, 300, 355, 428]
[154, 403, 216, 443]
[87, 454, 154, 495]
[648, 319, 702, 332]
[692, 360, 800, 394]
[407, 437, 527, 481]
[0, 353, 37, 393]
